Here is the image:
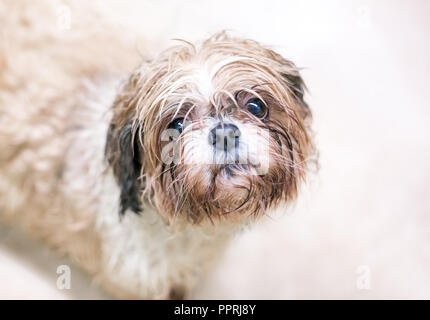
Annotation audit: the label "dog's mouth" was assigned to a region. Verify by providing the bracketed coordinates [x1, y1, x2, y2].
[220, 164, 246, 177]
[212, 161, 266, 180]
[210, 163, 253, 179]
[207, 164, 259, 215]
[222, 164, 237, 178]
[209, 164, 256, 201]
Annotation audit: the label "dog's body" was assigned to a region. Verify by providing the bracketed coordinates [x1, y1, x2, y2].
[0, 1, 314, 299]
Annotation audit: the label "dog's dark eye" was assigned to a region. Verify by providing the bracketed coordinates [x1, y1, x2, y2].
[168, 117, 184, 134]
[247, 98, 267, 119]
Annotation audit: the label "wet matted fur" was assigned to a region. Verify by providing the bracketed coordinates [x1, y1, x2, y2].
[0, 1, 315, 298]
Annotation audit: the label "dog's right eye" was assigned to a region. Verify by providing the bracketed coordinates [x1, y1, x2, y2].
[246, 98, 268, 119]
[168, 118, 184, 134]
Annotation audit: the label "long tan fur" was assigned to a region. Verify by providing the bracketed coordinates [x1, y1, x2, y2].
[0, 1, 315, 298]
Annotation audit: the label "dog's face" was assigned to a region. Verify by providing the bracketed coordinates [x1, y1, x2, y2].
[107, 33, 314, 224]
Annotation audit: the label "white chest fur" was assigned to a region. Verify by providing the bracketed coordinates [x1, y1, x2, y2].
[67, 77, 238, 298]
[97, 173, 237, 298]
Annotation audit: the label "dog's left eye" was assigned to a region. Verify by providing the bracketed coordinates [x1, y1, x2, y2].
[246, 98, 267, 119]
[168, 118, 184, 134]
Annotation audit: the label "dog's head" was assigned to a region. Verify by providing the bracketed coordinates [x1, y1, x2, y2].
[106, 32, 315, 224]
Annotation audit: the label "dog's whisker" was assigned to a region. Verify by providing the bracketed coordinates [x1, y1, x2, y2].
[2, 11, 316, 299]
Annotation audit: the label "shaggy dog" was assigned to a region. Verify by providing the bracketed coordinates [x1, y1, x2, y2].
[0, 1, 314, 298]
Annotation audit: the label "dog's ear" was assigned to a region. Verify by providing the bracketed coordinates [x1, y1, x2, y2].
[280, 70, 311, 121]
[268, 49, 311, 120]
[106, 121, 143, 215]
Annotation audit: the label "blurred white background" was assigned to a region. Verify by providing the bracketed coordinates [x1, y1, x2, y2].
[1, 0, 429, 299]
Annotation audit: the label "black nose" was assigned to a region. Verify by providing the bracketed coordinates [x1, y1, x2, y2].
[209, 123, 240, 152]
